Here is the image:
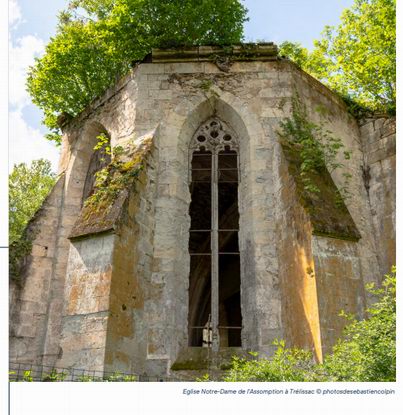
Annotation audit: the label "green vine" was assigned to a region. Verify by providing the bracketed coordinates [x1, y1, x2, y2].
[278, 95, 352, 205]
[93, 133, 111, 156]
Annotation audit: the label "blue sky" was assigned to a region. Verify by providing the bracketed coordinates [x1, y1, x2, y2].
[9, 0, 354, 172]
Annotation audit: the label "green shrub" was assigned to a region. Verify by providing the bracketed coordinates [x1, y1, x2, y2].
[221, 268, 396, 382]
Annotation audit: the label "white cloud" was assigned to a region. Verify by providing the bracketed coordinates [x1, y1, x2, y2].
[8, 1, 59, 172]
[9, 110, 60, 172]
[9, 35, 45, 110]
[9, 0, 22, 28]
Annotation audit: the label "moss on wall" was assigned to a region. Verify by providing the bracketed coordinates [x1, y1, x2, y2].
[69, 137, 153, 239]
[281, 141, 360, 241]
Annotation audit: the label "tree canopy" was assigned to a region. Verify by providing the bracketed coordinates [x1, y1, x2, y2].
[279, 0, 396, 114]
[26, 0, 395, 145]
[27, 0, 248, 144]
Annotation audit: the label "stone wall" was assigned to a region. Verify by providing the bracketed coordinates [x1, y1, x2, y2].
[276, 152, 322, 361]
[57, 233, 114, 371]
[312, 236, 366, 355]
[105, 145, 158, 375]
[56, 134, 156, 373]
[360, 117, 396, 276]
[286, 68, 383, 355]
[291, 67, 381, 288]
[9, 176, 65, 364]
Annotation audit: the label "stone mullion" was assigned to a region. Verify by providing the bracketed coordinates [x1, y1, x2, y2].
[211, 150, 220, 352]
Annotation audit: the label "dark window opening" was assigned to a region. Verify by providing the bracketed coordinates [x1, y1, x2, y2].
[188, 119, 242, 348]
[188, 255, 211, 347]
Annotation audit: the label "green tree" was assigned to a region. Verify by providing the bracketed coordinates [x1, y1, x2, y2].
[222, 268, 396, 382]
[27, 0, 248, 144]
[9, 159, 56, 245]
[278, 41, 310, 70]
[279, 0, 396, 113]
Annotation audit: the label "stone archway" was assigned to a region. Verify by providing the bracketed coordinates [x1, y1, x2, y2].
[150, 89, 279, 366]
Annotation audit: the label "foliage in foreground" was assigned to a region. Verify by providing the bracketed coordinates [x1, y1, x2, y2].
[223, 342, 316, 382]
[222, 269, 396, 382]
[27, 0, 248, 144]
[279, 0, 395, 114]
[321, 268, 396, 382]
[9, 370, 138, 382]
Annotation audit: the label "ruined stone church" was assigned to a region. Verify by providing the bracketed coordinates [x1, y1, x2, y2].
[10, 44, 395, 379]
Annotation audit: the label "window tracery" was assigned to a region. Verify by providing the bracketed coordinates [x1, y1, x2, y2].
[188, 118, 242, 350]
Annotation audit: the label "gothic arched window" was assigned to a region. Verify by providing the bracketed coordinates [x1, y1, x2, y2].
[188, 118, 242, 349]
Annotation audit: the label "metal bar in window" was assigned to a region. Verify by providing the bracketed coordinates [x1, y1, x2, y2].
[190, 326, 210, 329]
[217, 326, 242, 329]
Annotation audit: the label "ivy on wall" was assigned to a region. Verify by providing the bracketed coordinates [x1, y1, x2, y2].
[278, 94, 352, 206]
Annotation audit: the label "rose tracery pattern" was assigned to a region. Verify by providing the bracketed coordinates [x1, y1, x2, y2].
[189, 118, 239, 153]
